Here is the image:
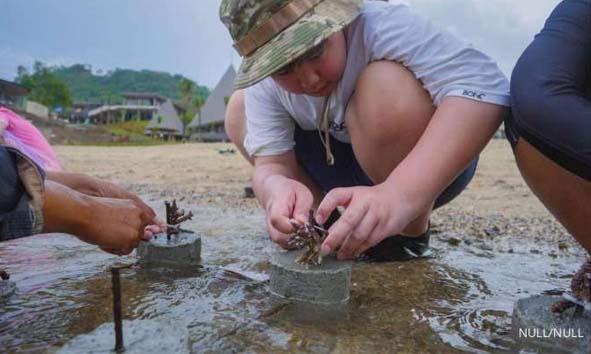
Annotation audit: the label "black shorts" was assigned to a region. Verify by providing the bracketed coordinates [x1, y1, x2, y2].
[507, 0, 591, 181]
[293, 126, 478, 210]
[504, 113, 591, 181]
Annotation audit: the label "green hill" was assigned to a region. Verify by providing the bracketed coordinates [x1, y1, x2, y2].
[52, 64, 210, 104]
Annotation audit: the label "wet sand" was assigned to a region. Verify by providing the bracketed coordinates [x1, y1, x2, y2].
[1, 140, 585, 353]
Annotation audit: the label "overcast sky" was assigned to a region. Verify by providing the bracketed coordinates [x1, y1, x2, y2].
[0, 0, 561, 89]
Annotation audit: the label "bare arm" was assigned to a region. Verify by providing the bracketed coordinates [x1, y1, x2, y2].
[46, 171, 158, 223]
[43, 180, 152, 254]
[317, 97, 506, 258]
[386, 97, 505, 215]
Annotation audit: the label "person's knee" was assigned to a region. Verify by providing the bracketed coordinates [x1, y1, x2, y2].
[346, 61, 434, 143]
[224, 90, 247, 146]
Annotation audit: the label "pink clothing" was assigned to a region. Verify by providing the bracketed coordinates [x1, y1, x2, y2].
[0, 107, 61, 171]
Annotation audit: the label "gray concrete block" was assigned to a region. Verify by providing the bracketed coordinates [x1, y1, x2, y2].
[0, 280, 16, 299]
[512, 295, 591, 354]
[270, 250, 352, 305]
[137, 233, 201, 268]
[57, 319, 190, 354]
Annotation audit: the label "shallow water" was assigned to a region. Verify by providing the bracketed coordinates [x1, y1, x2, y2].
[0, 203, 585, 353]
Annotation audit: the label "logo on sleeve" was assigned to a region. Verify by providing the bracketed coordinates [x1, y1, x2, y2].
[462, 90, 486, 100]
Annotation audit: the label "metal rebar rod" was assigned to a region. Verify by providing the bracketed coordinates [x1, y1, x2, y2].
[111, 267, 125, 353]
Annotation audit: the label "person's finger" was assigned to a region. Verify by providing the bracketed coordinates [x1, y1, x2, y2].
[316, 188, 353, 225]
[338, 211, 377, 260]
[143, 230, 154, 240]
[145, 224, 162, 233]
[267, 218, 291, 248]
[153, 217, 166, 229]
[356, 229, 382, 258]
[138, 208, 153, 227]
[292, 188, 314, 222]
[321, 199, 368, 256]
[268, 202, 296, 234]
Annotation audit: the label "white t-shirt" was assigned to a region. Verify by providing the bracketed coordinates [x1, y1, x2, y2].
[244, 1, 510, 157]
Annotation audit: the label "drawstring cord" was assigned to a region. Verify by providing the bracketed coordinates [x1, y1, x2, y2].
[317, 95, 335, 166]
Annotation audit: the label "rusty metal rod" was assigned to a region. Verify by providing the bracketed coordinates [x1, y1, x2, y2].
[111, 267, 125, 353]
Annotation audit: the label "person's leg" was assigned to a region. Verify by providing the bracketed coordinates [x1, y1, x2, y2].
[515, 138, 591, 253]
[345, 61, 436, 236]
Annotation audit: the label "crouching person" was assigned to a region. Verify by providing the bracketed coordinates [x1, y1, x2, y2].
[507, 0, 591, 253]
[223, 0, 510, 261]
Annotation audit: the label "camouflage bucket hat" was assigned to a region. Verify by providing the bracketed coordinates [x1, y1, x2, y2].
[220, 0, 363, 89]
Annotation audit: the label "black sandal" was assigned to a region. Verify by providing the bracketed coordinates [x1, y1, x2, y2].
[357, 229, 431, 263]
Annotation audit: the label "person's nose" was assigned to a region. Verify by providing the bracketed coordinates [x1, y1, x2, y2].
[295, 63, 320, 91]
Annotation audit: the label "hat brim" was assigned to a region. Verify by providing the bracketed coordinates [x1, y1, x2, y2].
[234, 0, 363, 90]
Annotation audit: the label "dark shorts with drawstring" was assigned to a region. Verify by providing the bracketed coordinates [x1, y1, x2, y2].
[293, 126, 478, 209]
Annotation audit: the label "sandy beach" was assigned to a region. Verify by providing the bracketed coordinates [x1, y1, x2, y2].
[55, 139, 580, 253]
[55, 139, 548, 217]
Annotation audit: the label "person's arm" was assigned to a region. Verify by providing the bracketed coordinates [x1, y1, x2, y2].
[45, 171, 160, 224]
[43, 180, 152, 254]
[253, 152, 322, 248]
[511, 0, 591, 178]
[317, 97, 505, 258]
[244, 83, 324, 247]
[0, 146, 154, 253]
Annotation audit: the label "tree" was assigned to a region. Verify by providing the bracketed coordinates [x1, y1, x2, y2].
[178, 79, 207, 127]
[179, 78, 195, 100]
[16, 61, 73, 110]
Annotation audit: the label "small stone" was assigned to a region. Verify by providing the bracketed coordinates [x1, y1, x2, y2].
[138, 232, 201, 268]
[446, 237, 461, 246]
[243, 187, 255, 199]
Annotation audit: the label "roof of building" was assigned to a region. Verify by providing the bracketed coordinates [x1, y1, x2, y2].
[0, 79, 30, 96]
[188, 66, 236, 129]
[88, 105, 157, 117]
[72, 102, 102, 109]
[145, 100, 184, 135]
[122, 92, 168, 101]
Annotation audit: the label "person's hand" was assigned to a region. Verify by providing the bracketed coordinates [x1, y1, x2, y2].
[43, 181, 154, 255]
[87, 179, 158, 221]
[315, 183, 419, 260]
[263, 175, 314, 249]
[46, 172, 158, 226]
[78, 196, 154, 255]
[143, 219, 166, 240]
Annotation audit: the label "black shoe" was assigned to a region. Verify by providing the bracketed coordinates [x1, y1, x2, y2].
[357, 229, 431, 263]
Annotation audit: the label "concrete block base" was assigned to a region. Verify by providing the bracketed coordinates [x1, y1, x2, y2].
[57, 319, 190, 354]
[270, 250, 352, 305]
[137, 233, 201, 268]
[512, 295, 591, 353]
